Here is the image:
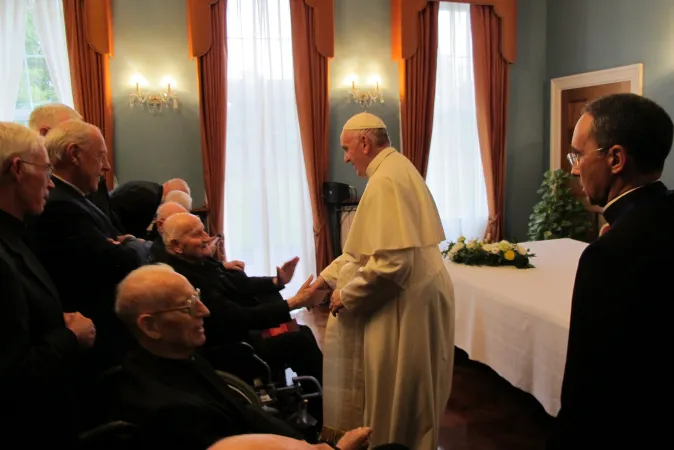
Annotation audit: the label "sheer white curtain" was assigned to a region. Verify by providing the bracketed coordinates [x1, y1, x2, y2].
[426, 2, 488, 241]
[0, 0, 27, 120]
[225, 0, 316, 298]
[28, 0, 74, 107]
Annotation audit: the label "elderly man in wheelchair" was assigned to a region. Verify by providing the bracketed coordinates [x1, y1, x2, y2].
[86, 263, 342, 450]
[147, 212, 327, 428]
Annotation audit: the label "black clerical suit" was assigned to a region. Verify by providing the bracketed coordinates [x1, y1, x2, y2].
[162, 251, 324, 425]
[549, 181, 674, 449]
[0, 209, 82, 447]
[113, 348, 407, 450]
[33, 177, 150, 373]
[109, 180, 163, 239]
[86, 175, 124, 233]
[113, 347, 314, 450]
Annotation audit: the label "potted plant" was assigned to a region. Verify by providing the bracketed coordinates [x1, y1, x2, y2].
[527, 169, 592, 241]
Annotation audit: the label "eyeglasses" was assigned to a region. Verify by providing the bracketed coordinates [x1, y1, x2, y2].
[150, 289, 203, 317]
[567, 148, 605, 167]
[20, 159, 53, 178]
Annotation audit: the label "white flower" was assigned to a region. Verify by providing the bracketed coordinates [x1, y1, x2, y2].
[516, 244, 527, 255]
[498, 240, 512, 251]
[467, 240, 477, 249]
[490, 247, 501, 254]
[457, 236, 466, 243]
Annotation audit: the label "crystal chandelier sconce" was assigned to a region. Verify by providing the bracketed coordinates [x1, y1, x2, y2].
[345, 74, 384, 110]
[129, 74, 179, 114]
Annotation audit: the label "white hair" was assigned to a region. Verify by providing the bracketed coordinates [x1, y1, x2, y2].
[164, 178, 191, 196]
[359, 128, 390, 148]
[164, 190, 192, 210]
[156, 201, 188, 222]
[0, 122, 44, 176]
[115, 263, 179, 327]
[28, 103, 82, 132]
[44, 120, 100, 164]
[161, 212, 200, 247]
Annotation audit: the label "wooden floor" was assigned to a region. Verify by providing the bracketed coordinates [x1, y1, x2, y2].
[296, 308, 554, 450]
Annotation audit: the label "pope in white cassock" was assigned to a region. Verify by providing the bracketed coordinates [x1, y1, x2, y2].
[308, 112, 455, 450]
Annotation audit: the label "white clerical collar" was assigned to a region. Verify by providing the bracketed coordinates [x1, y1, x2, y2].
[52, 173, 86, 196]
[603, 179, 660, 212]
[366, 147, 396, 178]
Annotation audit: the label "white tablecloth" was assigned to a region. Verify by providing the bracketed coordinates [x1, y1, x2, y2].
[444, 238, 588, 416]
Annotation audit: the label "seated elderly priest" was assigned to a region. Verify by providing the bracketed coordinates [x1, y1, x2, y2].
[148, 200, 188, 258]
[33, 120, 151, 373]
[149, 202, 244, 271]
[0, 122, 96, 447]
[158, 212, 325, 425]
[112, 264, 368, 450]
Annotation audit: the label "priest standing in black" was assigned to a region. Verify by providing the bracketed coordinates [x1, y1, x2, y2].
[0, 122, 96, 447]
[549, 93, 674, 449]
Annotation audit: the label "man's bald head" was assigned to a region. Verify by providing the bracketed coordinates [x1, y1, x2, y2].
[207, 434, 315, 450]
[163, 178, 191, 197]
[115, 264, 191, 328]
[164, 190, 192, 211]
[162, 212, 211, 261]
[28, 103, 82, 136]
[162, 212, 200, 244]
[156, 201, 188, 234]
[157, 201, 188, 222]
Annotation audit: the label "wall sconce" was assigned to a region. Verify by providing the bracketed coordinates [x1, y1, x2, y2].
[344, 74, 384, 110]
[129, 74, 179, 114]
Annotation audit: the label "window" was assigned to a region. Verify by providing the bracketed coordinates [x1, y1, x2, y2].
[13, 9, 57, 125]
[426, 2, 489, 241]
[3, 0, 74, 125]
[224, 0, 316, 298]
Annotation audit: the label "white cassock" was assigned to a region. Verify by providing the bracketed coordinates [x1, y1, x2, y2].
[320, 146, 455, 450]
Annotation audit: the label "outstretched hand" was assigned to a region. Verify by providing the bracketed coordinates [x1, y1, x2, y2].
[277, 256, 299, 286]
[307, 275, 329, 295]
[336, 427, 372, 450]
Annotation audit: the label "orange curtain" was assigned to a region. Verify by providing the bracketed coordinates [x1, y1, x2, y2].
[470, 4, 509, 241]
[397, 0, 438, 177]
[289, 0, 334, 273]
[188, 0, 227, 254]
[393, 0, 516, 241]
[63, 0, 115, 190]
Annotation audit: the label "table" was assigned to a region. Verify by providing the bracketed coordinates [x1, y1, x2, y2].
[443, 238, 588, 416]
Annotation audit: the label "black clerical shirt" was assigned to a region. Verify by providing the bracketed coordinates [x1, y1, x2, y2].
[113, 347, 310, 450]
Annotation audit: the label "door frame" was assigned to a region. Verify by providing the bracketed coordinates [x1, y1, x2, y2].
[549, 63, 644, 170]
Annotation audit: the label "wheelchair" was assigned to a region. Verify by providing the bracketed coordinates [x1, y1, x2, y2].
[203, 341, 323, 441]
[77, 344, 322, 448]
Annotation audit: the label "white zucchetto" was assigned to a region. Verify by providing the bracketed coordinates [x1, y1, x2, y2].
[342, 112, 387, 131]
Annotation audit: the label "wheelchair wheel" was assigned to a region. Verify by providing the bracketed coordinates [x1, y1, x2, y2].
[216, 370, 262, 405]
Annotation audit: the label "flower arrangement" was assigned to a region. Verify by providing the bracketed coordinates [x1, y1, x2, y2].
[441, 236, 536, 269]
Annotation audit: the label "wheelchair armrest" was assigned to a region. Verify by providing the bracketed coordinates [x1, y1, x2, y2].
[292, 375, 323, 396]
[78, 420, 139, 443]
[261, 405, 281, 416]
[239, 341, 273, 385]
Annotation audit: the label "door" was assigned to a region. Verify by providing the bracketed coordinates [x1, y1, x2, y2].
[560, 81, 631, 235]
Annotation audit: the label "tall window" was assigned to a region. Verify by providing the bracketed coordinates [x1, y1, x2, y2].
[225, 0, 316, 297]
[2, 0, 74, 124]
[426, 2, 488, 241]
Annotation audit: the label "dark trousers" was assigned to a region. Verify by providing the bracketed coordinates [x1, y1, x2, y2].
[249, 325, 324, 428]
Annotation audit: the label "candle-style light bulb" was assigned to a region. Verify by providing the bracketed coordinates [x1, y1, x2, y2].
[168, 83, 172, 95]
